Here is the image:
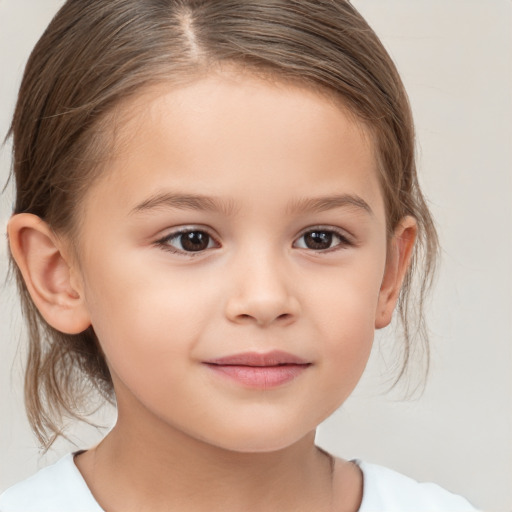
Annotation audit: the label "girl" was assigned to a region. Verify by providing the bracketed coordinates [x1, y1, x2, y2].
[0, 0, 478, 510]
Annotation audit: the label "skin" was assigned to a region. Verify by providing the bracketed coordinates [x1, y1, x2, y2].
[8, 70, 416, 511]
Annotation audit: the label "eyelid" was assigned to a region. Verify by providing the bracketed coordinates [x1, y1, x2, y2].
[293, 225, 355, 251]
[154, 225, 221, 257]
[153, 224, 354, 257]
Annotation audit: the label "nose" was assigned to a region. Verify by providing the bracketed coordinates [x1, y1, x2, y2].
[224, 252, 301, 327]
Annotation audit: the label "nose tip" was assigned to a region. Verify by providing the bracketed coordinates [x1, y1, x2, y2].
[224, 277, 301, 327]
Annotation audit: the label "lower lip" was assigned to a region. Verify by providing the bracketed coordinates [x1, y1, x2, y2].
[204, 364, 310, 388]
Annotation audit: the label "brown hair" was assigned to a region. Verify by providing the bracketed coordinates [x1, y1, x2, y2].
[8, 0, 438, 448]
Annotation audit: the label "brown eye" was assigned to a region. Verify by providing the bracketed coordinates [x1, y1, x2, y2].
[303, 231, 334, 250]
[179, 231, 211, 252]
[159, 229, 217, 253]
[294, 228, 351, 251]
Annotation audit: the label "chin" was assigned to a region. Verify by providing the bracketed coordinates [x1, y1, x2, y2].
[196, 420, 317, 454]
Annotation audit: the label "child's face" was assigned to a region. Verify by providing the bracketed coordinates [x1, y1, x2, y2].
[71, 71, 401, 452]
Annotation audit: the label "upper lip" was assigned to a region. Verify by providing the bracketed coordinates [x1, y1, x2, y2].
[204, 350, 310, 367]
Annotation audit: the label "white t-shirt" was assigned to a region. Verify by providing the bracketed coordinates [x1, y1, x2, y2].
[0, 453, 477, 511]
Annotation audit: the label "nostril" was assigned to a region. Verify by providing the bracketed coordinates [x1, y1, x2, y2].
[226, 295, 301, 326]
[234, 312, 293, 325]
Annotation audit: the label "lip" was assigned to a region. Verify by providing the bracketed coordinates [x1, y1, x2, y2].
[203, 350, 311, 389]
[205, 350, 309, 366]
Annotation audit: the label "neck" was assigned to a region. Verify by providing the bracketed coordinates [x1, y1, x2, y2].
[76, 405, 335, 512]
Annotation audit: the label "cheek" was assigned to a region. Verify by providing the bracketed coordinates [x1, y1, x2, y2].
[308, 253, 385, 394]
[79, 252, 216, 377]
[310, 250, 385, 334]
[321, 299, 375, 383]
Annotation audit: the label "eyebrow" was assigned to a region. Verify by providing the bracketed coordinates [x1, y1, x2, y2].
[130, 192, 238, 216]
[130, 191, 373, 217]
[286, 194, 373, 216]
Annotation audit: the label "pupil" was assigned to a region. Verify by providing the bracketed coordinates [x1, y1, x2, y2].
[181, 232, 209, 251]
[305, 231, 332, 250]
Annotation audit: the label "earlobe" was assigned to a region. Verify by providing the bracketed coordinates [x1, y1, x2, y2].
[7, 213, 91, 334]
[375, 216, 417, 329]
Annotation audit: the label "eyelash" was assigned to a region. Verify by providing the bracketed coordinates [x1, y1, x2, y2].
[154, 227, 220, 257]
[154, 226, 353, 257]
[293, 227, 353, 253]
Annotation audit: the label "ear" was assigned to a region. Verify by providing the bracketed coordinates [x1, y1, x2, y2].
[375, 216, 417, 329]
[8, 213, 91, 334]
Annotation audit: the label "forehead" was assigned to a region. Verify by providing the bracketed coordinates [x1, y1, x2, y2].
[80, 71, 384, 223]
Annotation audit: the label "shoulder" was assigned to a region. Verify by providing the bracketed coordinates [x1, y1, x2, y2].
[355, 460, 478, 512]
[0, 453, 103, 512]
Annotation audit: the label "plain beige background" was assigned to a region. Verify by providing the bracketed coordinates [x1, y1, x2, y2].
[1, 1, 511, 510]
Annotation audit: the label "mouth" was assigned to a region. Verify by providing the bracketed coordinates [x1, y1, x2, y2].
[203, 350, 312, 389]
